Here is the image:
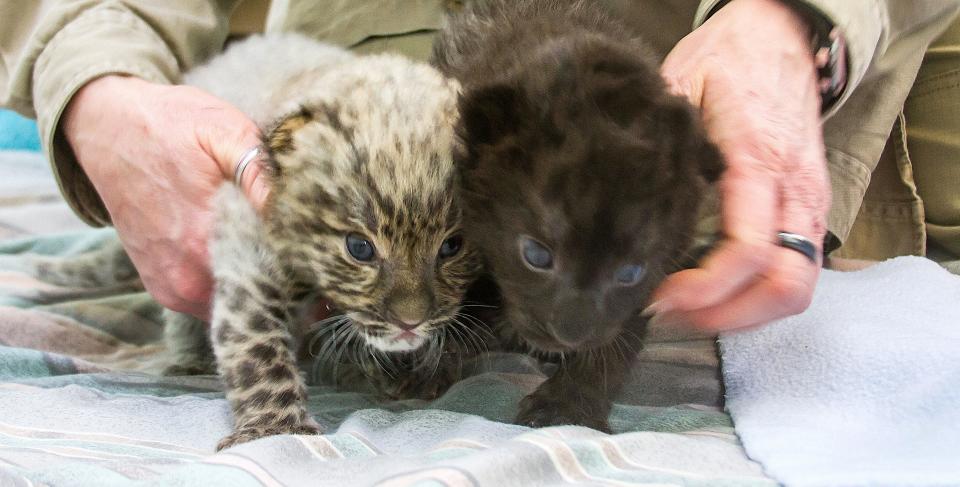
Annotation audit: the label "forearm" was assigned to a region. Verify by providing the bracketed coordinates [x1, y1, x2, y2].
[0, 0, 242, 225]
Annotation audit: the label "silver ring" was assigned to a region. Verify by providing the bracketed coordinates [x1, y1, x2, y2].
[776, 231, 818, 264]
[233, 146, 262, 186]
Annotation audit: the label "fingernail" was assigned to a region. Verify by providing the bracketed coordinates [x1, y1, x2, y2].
[641, 299, 673, 317]
[647, 310, 687, 329]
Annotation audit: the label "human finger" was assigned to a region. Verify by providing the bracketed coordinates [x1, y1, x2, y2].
[651, 139, 779, 314]
[665, 246, 819, 331]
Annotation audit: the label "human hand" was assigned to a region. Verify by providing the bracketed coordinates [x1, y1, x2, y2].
[653, 0, 831, 330]
[63, 75, 269, 319]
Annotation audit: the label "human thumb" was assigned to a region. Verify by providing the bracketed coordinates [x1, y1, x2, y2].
[196, 101, 269, 210]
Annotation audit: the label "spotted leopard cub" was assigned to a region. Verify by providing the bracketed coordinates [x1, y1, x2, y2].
[191, 34, 482, 449]
[29, 34, 479, 449]
[20, 34, 477, 450]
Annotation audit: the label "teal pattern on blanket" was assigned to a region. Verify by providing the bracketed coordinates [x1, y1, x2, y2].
[0, 231, 774, 486]
[0, 110, 41, 152]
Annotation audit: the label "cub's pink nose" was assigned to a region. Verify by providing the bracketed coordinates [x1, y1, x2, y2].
[395, 319, 422, 331]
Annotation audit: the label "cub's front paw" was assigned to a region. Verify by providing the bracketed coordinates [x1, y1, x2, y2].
[361, 355, 463, 401]
[515, 388, 611, 432]
[376, 366, 461, 401]
[216, 422, 322, 451]
[378, 373, 453, 401]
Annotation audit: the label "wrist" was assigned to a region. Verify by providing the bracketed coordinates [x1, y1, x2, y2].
[776, 0, 847, 111]
[715, 0, 814, 50]
[708, 0, 847, 112]
[63, 75, 150, 174]
[64, 75, 143, 126]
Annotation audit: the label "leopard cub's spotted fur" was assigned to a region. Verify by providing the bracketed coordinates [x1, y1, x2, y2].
[196, 34, 483, 449]
[32, 34, 482, 450]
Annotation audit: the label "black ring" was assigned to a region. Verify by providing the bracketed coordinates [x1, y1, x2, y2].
[776, 231, 818, 264]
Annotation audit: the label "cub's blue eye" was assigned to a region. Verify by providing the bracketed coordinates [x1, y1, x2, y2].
[346, 234, 376, 262]
[438, 235, 463, 259]
[521, 238, 553, 270]
[615, 264, 645, 286]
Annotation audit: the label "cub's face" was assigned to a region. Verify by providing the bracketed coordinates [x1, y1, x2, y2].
[262, 66, 479, 354]
[455, 44, 723, 352]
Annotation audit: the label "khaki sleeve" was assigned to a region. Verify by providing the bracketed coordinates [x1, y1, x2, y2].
[0, 0, 242, 226]
[694, 0, 960, 116]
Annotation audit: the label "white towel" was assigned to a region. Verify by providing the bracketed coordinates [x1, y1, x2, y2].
[720, 257, 960, 487]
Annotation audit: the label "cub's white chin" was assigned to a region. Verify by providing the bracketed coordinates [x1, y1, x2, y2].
[364, 333, 428, 353]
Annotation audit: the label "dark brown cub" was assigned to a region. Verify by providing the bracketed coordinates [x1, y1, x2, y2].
[434, 0, 723, 431]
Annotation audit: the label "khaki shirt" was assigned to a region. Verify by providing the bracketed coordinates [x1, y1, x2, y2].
[1, 0, 959, 258]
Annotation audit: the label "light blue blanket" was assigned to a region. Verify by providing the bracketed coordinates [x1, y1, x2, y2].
[721, 257, 960, 487]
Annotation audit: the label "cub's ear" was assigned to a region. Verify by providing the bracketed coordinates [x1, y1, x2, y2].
[697, 135, 725, 184]
[585, 48, 660, 127]
[265, 108, 313, 155]
[655, 98, 725, 184]
[591, 74, 655, 127]
[458, 83, 525, 148]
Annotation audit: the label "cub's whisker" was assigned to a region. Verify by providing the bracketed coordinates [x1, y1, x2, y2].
[307, 313, 348, 331]
[310, 317, 351, 383]
[453, 312, 496, 341]
[450, 316, 486, 355]
[308, 316, 348, 356]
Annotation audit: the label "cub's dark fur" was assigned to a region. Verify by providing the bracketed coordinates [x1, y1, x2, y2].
[434, 0, 723, 430]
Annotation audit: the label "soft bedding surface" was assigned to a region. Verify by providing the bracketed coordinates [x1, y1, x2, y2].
[720, 257, 960, 487]
[0, 229, 772, 486]
[5, 148, 956, 487]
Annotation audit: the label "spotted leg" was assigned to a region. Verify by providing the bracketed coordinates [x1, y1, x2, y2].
[162, 310, 215, 376]
[208, 185, 320, 450]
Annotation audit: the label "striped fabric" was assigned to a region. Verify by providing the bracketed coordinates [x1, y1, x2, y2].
[0, 229, 775, 486]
